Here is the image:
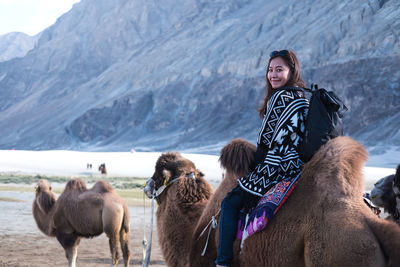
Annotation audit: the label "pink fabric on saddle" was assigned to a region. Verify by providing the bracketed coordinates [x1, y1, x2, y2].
[236, 174, 299, 241]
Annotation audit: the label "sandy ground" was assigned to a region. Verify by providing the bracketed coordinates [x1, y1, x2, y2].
[0, 190, 166, 267]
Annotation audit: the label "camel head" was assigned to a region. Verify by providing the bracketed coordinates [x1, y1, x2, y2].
[34, 179, 56, 214]
[144, 152, 203, 200]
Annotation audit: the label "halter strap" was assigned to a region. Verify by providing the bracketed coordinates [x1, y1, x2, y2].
[153, 172, 196, 198]
[154, 177, 180, 198]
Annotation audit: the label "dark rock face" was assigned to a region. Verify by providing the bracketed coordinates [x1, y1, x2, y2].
[69, 92, 154, 142]
[0, 0, 398, 153]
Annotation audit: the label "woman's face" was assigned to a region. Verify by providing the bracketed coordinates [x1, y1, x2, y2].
[267, 57, 291, 89]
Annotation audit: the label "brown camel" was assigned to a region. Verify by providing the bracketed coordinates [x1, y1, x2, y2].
[146, 137, 400, 266]
[33, 178, 130, 267]
[189, 138, 257, 266]
[144, 151, 214, 267]
[143, 139, 256, 266]
[192, 137, 400, 266]
[235, 136, 400, 266]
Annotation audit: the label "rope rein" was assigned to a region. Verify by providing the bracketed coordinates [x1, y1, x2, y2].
[141, 176, 183, 266]
[142, 194, 155, 267]
[197, 208, 221, 256]
[141, 172, 197, 265]
[240, 213, 250, 249]
[142, 193, 147, 262]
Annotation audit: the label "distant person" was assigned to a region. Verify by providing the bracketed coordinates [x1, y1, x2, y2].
[215, 50, 309, 266]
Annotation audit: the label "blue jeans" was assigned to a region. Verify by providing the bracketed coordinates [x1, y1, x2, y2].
[215, 185, 259, 266]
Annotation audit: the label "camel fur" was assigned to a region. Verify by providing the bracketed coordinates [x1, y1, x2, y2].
[144, 139, 256, 266]
[147, 137, 400, 266]
[189, 138, 256, 266]
[33, 178, 130, 267]
[237, 136, 400, 266]
[144, 152, 214, 267]
[195, 137, 400, 266]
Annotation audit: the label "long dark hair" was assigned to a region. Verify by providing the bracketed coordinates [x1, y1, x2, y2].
[258, 50, 305, 118]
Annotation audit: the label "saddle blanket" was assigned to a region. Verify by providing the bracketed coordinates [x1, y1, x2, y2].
[236, 173, 300, 241]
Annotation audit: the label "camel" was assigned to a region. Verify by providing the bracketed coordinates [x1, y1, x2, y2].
[189, 138, 257, 266]
[32, 178, 130, 267]
[144, 151, 214, 266]
[235, 137, 400, 266]
[143, 139, 256, 266]
[145, 137, 400, 266]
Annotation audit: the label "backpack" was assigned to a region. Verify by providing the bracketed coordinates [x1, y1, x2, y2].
[283, 84, 348, 162]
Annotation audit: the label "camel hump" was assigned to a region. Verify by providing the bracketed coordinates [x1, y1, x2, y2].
[302, 136, 368, 187]
[91, 180, 114, 193]
[310, 136, 367, 167]
[65, 178, 87, 192]
[219, 138, 256, 177]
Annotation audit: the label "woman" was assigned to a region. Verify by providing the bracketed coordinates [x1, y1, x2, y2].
[215, 50, 309, 267]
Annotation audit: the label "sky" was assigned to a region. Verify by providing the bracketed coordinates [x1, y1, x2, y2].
[0, 0, 81, 36]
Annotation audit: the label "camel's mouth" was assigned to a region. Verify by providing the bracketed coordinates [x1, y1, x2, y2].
[144, 178, 155, 198]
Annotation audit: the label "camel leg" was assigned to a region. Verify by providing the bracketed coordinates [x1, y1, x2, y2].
[56, 233, 81, 267]
[120, 227, 130, 267]
[66, 245, 79, 267]
[108, 233, 120, 267]
[103, 204, 125, 266]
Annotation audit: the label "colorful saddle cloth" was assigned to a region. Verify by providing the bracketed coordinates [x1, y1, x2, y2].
[236, 173, 300, 242]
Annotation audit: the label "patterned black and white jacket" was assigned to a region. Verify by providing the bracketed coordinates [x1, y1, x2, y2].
[238, 89, 309, 197]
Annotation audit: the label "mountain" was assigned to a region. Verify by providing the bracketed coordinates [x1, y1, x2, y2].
[0, 32, 38, 62]
[0, 0, 399, 154]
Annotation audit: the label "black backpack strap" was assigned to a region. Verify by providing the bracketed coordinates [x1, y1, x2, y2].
[279, 86, 313, 93]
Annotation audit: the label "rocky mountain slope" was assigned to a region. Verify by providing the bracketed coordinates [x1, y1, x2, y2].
[0, 0, 399, 154]
[0, 32, 38, 62]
